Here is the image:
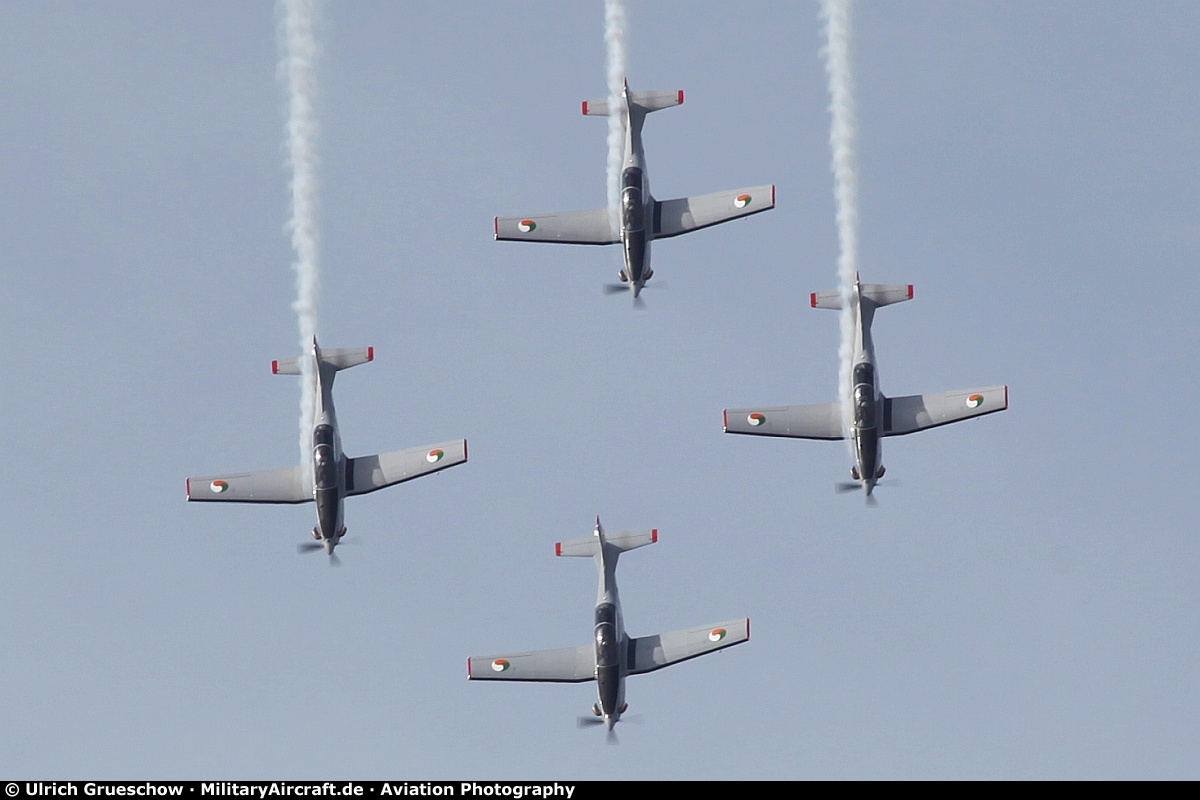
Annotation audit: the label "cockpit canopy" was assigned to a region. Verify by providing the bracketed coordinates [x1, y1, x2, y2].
[313, 425, 336, 490]
[852, 362, 875, 389]
[594, 603, 618, 668]
[621, 167, 643, 231]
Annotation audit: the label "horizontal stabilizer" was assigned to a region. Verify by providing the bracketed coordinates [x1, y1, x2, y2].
[654, 185, 775, 239]
[494, 208, 618, 245]
[273, 346, 374, 375]
[811, 284, 913, 310]
[345, 439, 467, 497]
[629, 617, 750, 676]
[723, 404, 844, 440]
[884, 386, 1008, 436]
[186, 465, 309, 504]
[467, 644, 594, 683]
[556, 528, 657, 557]
[582, 89, 683, 117]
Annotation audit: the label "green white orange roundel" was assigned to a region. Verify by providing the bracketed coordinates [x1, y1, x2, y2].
[734, 194, 752, 209]
[708, 628, 727, 643]
[518, 219, 537, 233]
[748, 412, 766, 427]
[426, 449, 445, 463]
[491, 659, 511, 672]
[966, 394, 984, 408]
[210, 480, 229, 494]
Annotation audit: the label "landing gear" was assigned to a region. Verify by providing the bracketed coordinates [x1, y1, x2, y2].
[592, 704, 602, 717]
[876, 466, 886, 479]
[618, 270, 628, 283]
[311, 528, 322, 541]
[643, 268, 653, 281]
[851, 466, 860, 480]
[618, 702, 628, 714]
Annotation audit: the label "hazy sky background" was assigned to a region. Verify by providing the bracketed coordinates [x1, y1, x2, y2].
[2, 1, 1198, 780]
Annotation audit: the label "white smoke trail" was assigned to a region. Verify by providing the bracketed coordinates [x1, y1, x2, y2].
[820, 0, 858, 440]
[279, 0, 320, 462]
[604, 0, 627, 222]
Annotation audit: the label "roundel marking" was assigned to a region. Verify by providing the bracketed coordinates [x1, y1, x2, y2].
[518, 220, 537, 233]
[709, 628, 728, 642]
[734, 194, 752, 209]
[491, 659, 511, 672]
[210, 480, 229, 494]
[427, 449, 445, 463]
[748, 412, 766, 427]
[966, 394, 984, 408]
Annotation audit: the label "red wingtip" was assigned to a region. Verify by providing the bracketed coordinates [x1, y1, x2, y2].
[651, 529, 658, 543]
[677, 90, 684, 105]
[493, 216, 499, 236]
[466, 657, 472, 678]
[722, 408, 728, 430]
[366, 346, 374, 362]
[555, 542, 563, 557]
[581, 101, 588, 115]
[463, 439, 468, 461]
[907, 284, 914, 299]
[1004, 385, 1009, 409]
[771, 184, 776, 205]
[271, 360, 279, 374]
[810, 292, 818, 308]
[746, 618, 751, 641]
[185, 478, 191, 499]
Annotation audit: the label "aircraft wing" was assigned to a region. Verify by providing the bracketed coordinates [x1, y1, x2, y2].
[723, 403, 844, 440]
[345, 439, 467, 497]
[186, 466, 309, 504]
[467, 645, 595, 683]
[628, 618, 750, 676]
[494, 208, 618, 245]
[884, 386, 1008, 436]
[653, 185, 775, 239]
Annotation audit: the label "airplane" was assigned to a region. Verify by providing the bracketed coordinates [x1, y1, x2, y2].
[723, 275, 1007, 501]
[468, 517, 749, 742]
[494, 80, 775, 305]
[186, 338, 467, 561]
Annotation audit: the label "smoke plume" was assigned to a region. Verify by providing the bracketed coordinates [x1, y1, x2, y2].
[820, 0, 858, 438]
[279, 0, 321, 461]
[604, 0, 627, 221]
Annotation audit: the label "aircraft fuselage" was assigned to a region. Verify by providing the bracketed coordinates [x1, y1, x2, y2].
[591, 524, 630, 730]
[618, 88, 654, 299]
[310, 342, 347, 553]
[851, 288, 885, 496]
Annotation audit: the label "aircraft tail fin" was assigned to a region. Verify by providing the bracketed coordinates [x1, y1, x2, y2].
[810, 284, 913, 310]
[272, 346, 375, 375]
[556, 528, 658, 557]
[582, 90, 684, 117]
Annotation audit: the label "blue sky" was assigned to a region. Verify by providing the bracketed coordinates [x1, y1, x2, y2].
[2, 1, 1198, 779]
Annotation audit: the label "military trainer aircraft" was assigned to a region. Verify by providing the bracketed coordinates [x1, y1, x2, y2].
[494, 80, 775, 304]
[468, 517, 749, 742]
[186, 338, 467, 561]
[724, 276, 1007, 501]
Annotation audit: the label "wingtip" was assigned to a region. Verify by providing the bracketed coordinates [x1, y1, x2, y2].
[1004, 385, 1009, 409]
[771, 184, 776, 206]
[810, 292, 818, 308]
[677, 90, 684, 105]
[581, 100, 588, 115]
[555, 541, 563, 557]
[185, 478, 192, 500]
[651, 528, 658, 543]
[907, 284, 914, 299]
[466, 657, 472, 679]
[462, 439, 468, 462]
[366, 346, 374, 362]
[746, 617, 751, 641]
[722, 408, 729, 431]
[271, 360, 280, 374]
